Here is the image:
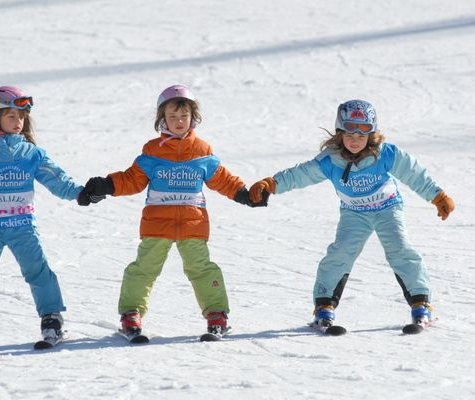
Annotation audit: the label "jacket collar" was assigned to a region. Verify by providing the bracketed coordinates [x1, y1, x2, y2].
[158, 129, 196, 146]
[1, 133, 25, 145]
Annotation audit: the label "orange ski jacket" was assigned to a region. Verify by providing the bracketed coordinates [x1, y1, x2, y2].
[108, 131, 245, 240]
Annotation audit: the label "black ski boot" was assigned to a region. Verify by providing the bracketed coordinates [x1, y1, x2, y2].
[40, 313, 64, 339]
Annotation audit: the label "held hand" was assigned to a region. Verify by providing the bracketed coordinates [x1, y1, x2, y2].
[432, 191, 455, 220]
[85, 176, 115, 196]
[234, 187, 269, 207]
[77, 188, 106, 206]
[249, 177, 276, 203]
[77, 189, 92, 206]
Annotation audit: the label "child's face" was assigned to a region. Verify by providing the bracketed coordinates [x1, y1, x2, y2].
[0, 108, 25, 134]
[164, 102, 192, 136]
[342, 132, 369, 154]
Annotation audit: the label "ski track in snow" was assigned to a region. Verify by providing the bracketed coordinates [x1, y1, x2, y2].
[1, 0, 475, 399]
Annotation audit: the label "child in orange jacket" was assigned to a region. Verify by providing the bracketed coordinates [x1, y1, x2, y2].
[81, 84, 264, 338]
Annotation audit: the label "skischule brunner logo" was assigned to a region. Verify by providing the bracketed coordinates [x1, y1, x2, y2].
[339, 172, 383, 193]
[156, 165, 203, 190]
[0, 166, 34, 217]
[0, 166, 31, 189]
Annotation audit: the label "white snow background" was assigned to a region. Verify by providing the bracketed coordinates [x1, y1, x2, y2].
[0, 1, 474, 399]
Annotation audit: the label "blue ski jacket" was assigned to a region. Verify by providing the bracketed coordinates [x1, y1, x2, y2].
[274, 142, 442, 212]
[0, 133, 83, 229]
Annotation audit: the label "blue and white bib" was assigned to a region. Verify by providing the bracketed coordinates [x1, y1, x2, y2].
[136, 154, 220, 208]
[318, 144, 403, 212]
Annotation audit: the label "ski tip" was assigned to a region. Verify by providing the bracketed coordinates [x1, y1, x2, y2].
[402, 324, 424, 335]
[117, 329, 150, 344]
[309, 322, 347, 336]
[200, 326, 232, 342]
[129, 335, 150, 344]
[34, 341, 54, 350]
[34, 336, 64, 350]
[325, 325, 347, 336]
[200, 333, 222, 342]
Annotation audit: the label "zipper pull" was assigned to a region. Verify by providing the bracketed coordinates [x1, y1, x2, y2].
[341, 161, 353, 184]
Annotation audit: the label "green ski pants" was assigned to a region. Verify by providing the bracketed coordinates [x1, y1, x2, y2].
[118, 238, 229, 318]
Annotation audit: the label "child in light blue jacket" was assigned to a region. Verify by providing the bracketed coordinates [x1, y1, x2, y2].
[250, 99, 455, 331]
[0, 86, 98, 342]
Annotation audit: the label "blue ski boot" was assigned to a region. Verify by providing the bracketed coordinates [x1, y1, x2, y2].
[411, 302, 433, 325]
[315, 305, 335, 328]
[311, 305, 346, 335]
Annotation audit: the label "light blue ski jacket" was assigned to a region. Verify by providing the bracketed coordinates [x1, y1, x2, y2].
[0, 133, 83, 229]
[274, 143, 442, 212]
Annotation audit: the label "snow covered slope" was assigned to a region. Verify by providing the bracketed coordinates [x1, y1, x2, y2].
[0, 0, 474, 399]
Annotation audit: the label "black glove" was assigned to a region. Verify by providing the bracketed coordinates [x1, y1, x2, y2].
[77, 189, 106, 206]
[234, 187, 269, 207]
[77, 189, 91, 206]
[85, 176, 115, 196]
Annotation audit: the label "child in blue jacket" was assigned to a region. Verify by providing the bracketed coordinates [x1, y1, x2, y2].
[250, 99, 455, 331]
[0, 86, 96, 341]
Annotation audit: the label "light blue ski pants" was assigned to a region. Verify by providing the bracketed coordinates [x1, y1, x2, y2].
[0, 225, 66, 317]
[313, 204, 431, 305]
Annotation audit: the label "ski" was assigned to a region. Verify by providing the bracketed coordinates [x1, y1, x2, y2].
[34, 331, 66, 350]
[199, 327, 232, 342]
[117, 329, 150, 344]
[308, 322, 347, 336]
[402, 323, 424, 334]
[402, 319, 434, 335]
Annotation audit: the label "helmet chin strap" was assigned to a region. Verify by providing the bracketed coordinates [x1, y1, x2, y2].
[158, 120, 196, 146]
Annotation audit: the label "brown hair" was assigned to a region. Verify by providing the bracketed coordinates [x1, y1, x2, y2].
[154, 98, 202, 133]
[0, 108, 36, 145]
[320, 128, 385, 163]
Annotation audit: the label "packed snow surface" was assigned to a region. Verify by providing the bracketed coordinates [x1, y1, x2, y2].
[0, 1, 474, 399]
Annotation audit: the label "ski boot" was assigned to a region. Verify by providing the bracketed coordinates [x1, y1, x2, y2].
[40, 313, 64, 340]
[120, 310, 143, 335]
[311, 305, 346, 335]
[411, 302, 433, 325]
[207, 311, 228, 335]
[34, 313, 65, 349]
[200, 312, 231, 341]
[402, 302, 434, 334]
[314, 305, 335, 329]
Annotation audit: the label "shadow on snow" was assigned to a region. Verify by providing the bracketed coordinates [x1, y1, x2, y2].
[0, 326, 320, 356]
[1, 16, 474, 84]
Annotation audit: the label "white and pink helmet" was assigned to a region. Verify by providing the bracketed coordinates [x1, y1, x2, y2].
[0, 86, 33, 112]
[157, 84, 196, 109]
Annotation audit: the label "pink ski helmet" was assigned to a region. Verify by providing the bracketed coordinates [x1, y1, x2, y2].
[157, 84, 196, 109]
[0, 86, 33, 112]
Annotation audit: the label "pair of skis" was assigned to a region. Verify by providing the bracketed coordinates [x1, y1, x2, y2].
[309, 320, 432, 336]
[33, 327, 230, 350]
[116, 326, 233, 344]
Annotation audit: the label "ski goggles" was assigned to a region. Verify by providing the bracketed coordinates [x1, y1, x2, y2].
[341, 121, 375, 135]
[0, 96, 34, 111]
